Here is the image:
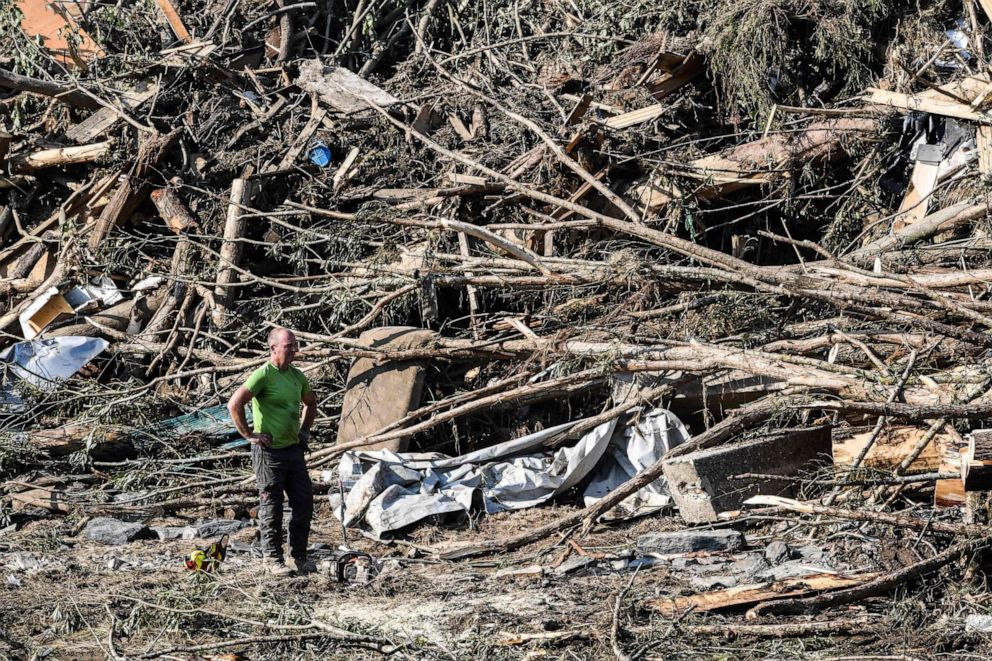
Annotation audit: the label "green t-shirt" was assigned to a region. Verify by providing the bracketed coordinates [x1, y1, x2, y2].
[244, 362, 311, 449]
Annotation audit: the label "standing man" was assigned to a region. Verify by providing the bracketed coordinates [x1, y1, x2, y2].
[228, 327, 317, 576]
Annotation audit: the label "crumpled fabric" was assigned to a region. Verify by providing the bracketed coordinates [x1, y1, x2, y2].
[329, 408, 689, 538]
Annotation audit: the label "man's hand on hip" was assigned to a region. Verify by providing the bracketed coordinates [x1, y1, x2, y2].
[249, 433, 273, 448]
[298, 429, 310, 452]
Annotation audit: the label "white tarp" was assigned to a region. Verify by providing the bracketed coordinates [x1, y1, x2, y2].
[1, 336, 109, 390]
[329, 408, 690, 538]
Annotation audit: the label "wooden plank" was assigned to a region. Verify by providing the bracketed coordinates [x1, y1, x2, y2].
[448, 114, 474, 140]
[978, 126, 992, 176]
[445, 172, 489, 186]
[604, 54, 704, 130]
[333, 146, 361, 190]
[977, 0, 992, 22]
[159, 41, 216, 66]
[892, 144, 942, 233]
[65, 84, 160, 143]
[88, 175, 133, 251]
[411, 102, 436, 135]
[297, 60, 399, 114]
[563, 93, 592, 126]
[833, 425, 951, 473]
[275, 108, 327, 170]
[648, 52, 704, 101]
[605, 104, 664, 129]
[963, 429, 992, 491]
[155, 0, 192, 43]
[936, 447, 967, 507]
[866, 88, 992, 122]
[645, 573, 876, 617]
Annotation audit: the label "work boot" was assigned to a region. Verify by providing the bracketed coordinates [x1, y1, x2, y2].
[293, 556, 316, 574]
[264, 558, 293, 577]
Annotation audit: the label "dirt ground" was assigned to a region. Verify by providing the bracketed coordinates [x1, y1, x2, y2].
[3, 500, 992, 660]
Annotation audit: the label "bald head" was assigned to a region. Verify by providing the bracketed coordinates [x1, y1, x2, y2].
[267, 327, 298, 369]
[267, 327, 294, 347]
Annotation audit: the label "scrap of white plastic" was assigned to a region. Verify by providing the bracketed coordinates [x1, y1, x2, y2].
[334, 408, 690, 538]
[583, 408, 691, 518]
[937, 19, 972, 68]
[18, 287, 63, 339]
[0, 336, 109, 390]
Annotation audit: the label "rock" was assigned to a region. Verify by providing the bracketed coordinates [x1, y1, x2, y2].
[637, 529, 744, 555]
[726, 554, 768, 579]
[795, 544, 828, 562]
[553, 555, 596, 576]
[764, 540, 791, 563]
[690, 575, 738, 590]
[83, 517, 154, 546]
[966, 614, 992, 633]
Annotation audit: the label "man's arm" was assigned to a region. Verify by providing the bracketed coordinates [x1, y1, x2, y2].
[298, 390, 317, 450]
[228, 386, 271, 447]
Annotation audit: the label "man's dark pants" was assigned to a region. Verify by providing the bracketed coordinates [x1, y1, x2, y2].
[251, 444, 313, 562]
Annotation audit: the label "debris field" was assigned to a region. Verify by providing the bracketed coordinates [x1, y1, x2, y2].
[4, 0, 992, 659]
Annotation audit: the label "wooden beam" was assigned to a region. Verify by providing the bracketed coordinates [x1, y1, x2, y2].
[978, 126, 992, 176]
[154, 0, 192, 43]
[645, 573, 876, 617]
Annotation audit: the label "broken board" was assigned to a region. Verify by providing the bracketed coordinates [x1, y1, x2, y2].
[832, 425, 952, 473]
[645, 572, 876, 617]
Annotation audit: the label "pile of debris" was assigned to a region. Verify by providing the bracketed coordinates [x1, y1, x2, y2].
[3, 0, 992, 657]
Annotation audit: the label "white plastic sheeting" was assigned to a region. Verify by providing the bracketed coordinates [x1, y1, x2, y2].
[329, 408, 690, 538]
[1, 336, 109, 390]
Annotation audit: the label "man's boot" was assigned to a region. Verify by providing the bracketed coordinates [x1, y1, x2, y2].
[264, 557, 293, 576]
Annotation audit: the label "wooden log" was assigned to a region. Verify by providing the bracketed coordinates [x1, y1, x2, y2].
[150, 187, 196, 233]
[6, 242, 46, 280]
[8, 141, 110, 173]
[212, 178, 250, 326]
[29, 425, 135, 461]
